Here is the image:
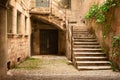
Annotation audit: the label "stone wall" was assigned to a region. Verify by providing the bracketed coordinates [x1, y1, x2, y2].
[7, 35, 30, 68]
[6, 0, 31, 69]
[81, 0, 120, 69]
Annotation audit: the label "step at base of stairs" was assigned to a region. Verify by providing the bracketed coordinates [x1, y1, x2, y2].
[74, 39, 97, 42]
[77, 66, 111, 70]
[75, 57, 108, 61]
[76, 61, 110, 66]
[73, 48, 102, 52]
[73, 45, 101, 48]
[74, 52, 106, 56]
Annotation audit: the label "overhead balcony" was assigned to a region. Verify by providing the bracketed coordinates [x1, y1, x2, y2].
[30, 0, 66, 30]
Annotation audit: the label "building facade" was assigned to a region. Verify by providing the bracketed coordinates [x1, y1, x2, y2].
[0, 0, 120, 79]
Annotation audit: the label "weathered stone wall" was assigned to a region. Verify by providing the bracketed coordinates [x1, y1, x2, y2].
[6, 0, 31, 69]
[7, 36, 30, 68]
[81, 0, 120, 69]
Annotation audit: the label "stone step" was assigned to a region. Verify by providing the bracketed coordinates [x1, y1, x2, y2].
[74, 39, 97, 42]
[73, 32, 89, 34]
[74, 52, 106, 56]
[76, 61, 110, 66]
[73, 36, 95, 38]
[75, 56, 107, 61]
[73, 30, 90, 32]
[74, 42, 99, 45]
[77, 66, 111, 70]
[74, 37, 96, 39]
[73, 48, 102, 52]
[72, 32, 90, 36]
[73, 45, 101, 48]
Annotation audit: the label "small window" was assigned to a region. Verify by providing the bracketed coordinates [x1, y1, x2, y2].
[17, 57, 21, 62]
[17, 11, 21, 34]
[36, 0, 50, 7]
[7, 7, 12, 33]
[7, 61, 11, 70]
[25, 16, 27, 34]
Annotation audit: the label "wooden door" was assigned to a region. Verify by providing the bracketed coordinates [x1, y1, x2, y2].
[40, 29, 58, 54]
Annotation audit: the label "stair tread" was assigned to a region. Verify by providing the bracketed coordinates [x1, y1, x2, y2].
[74, 40, 97, 42]
[73, 45, 101, 48]
[74, 52, 104, 54]
[77, 66, 111, 70]
[73, 48, 102, 50]
[74, 42, 99, 43]
[74, 42, 99, 45]
[76, 61, 110, 63]
[75, 56, 107, 59]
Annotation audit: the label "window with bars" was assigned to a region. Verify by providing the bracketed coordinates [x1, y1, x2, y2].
[36, 0, 49, 7]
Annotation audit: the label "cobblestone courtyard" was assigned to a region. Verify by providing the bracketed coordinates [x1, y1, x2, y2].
[6, 55, 120, 80]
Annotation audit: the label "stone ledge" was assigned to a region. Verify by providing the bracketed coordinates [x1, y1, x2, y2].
[7, 33, 29, 38]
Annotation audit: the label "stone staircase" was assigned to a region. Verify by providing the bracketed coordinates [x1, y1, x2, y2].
[72, 29, 111, 70]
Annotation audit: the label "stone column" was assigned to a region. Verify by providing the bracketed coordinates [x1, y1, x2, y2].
[21, 14, 25, 34]
[0, 7, 7, 79]
[12, 7, 17, 34]
[17, 13, 22, 34]
[26, 15, 31, 35]
[26, 15, 31, 57]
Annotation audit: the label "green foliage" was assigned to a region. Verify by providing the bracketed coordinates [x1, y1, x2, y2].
[85, 4, 99, 19]
[109, 61, 119, 71]
[112, 36, 120, 47]
[15, 58, 40, 70]
[85, 0, 119, 24]
[102, 24, 111, 38]
[85, 0, 120, 38]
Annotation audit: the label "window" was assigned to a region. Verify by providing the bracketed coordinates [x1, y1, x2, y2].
[36, 0, 49, 7]
[17, 11, 21, 34]
[25, 16, 27, 34]
[7, 7, 12, 33]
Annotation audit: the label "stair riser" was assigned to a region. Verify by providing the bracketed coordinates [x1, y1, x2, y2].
[73, 35, 94, 37]
[73, 50, 102, 52]
[73, 46, 101, 48]
[77, 68, 111, 70]
[76, 63, 110, 66]
[75, 58, 108, 61]
[74, 37, 95, 39]
[74, 40, 97, 42]
[74, 43, 99, 45]
[74, 54, 106, 57]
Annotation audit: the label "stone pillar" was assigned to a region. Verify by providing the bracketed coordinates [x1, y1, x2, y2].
[26, 15, 31, 57]
[12, 7, 17, 34]
[17, 13, 22, 34]
[0, 7, 7, 79]
[21, 14, 25, 34]
[26, 15, 31, 35]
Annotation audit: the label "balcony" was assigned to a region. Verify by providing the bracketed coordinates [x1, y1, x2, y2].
[30, 0, 66, 30]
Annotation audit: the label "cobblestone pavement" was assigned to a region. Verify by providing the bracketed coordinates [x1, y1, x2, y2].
[5, 55, 120, 80]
